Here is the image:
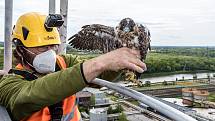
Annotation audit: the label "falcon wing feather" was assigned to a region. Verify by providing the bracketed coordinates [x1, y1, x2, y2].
[68, 24, 121, 53]
[137, 24, 151, 61]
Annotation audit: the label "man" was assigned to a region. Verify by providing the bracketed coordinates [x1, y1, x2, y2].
[0, 12, 146, 121]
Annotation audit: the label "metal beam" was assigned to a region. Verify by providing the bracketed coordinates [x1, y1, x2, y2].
[49, 0, 55, 14]
[3, 0, 13, 74]
[58, 0, 68, 54]
[0, 105, 11, 121]
[0, 70, 5, 75]
[92, 78, 197, 121]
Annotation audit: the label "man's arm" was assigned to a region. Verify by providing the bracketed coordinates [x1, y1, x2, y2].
[61, 53, 120, 82]
[0, 63, 87, 120]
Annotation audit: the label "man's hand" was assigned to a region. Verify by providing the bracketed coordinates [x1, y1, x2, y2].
[83, 47, 147, 83]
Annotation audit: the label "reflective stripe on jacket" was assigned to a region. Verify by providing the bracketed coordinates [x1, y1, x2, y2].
[20, 55, 81, 121]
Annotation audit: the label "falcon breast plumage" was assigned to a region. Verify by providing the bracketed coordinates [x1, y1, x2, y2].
[68, 18, 151, 86]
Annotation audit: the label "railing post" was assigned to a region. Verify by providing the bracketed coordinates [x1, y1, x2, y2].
[49, 0, 55, 14]
[3, 0, 13, 74]
[58, 0, 68, 54]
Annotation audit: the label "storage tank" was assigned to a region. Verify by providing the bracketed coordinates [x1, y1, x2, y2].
[90, 108, 107, 121]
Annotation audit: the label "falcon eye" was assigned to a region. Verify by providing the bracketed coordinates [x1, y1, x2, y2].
[120, 24, 126, 31]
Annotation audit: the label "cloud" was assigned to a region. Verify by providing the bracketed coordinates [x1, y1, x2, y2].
[0, 0, 215, 46]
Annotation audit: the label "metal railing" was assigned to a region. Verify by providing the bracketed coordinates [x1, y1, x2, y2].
[49, 0, 56, 14]
[0, 0, 13, 75]
[92, 78, 197, 121]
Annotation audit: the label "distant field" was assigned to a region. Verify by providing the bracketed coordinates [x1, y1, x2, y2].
[208, 93, 215, 102]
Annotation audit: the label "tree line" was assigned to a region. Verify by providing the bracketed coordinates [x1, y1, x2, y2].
[152, 46, 215, 57]
[144, 53, 215, 73]
[1, 47, 215, 75]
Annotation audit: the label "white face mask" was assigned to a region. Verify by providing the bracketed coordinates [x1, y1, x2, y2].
[32, 50, 56, 73]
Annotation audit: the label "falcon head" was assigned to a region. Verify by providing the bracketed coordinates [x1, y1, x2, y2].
[118, 18, 136, 32]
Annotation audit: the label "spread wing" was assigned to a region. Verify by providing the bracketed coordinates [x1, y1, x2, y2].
[137, 24, 151, 61]
[68, 24, 121, 53]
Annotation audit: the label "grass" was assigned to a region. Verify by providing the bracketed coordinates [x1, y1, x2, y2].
[130, 100, 139, 105]
[208, 93, 215, 102]
[108, 95, 118, 101]
[133, 81, 209, 91]
[0, 56, 3, 69]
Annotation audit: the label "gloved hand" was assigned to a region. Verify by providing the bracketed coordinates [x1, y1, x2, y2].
[83, 47, 147, 83]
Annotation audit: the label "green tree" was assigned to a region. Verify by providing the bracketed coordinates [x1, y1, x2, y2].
[182, 76, 185, 81]
[118, 112, 128, 121]
[172, 81, 176, 85]
[107, 106, 113, 114]
[193, 74, 197, 80]
[162, 80, 168, 86]
[145, 81, 151, 87]
[116, 104, 123, 113]
[90, 95, 95, 106]
[108, 104, 123, 114]
[208, 93, 215, 102]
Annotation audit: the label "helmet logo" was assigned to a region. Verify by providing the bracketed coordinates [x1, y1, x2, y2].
[44, 36, 56, 40]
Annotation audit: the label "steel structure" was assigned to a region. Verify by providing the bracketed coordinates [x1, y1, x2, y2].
[49, 0, 56, 14]
[0, 0, 13, 75]
[58, 0, 68, 54]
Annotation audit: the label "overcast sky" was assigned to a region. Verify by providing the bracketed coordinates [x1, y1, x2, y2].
[0, 0, 215, 46]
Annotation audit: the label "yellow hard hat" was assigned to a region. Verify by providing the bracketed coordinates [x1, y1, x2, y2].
[12, 12, 62, 47]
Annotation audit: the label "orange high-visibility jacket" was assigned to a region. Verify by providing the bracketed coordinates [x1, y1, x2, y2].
[20, 55, 81, 121]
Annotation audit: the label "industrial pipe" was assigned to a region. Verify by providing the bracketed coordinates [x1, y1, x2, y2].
[59, 0, 68, 54]
[92, 78, 197, 121]
[3, 0, 13, 74]
[49, 0, 56, 14]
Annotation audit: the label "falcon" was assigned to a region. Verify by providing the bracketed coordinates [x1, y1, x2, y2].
[68, 18, 151, 86]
